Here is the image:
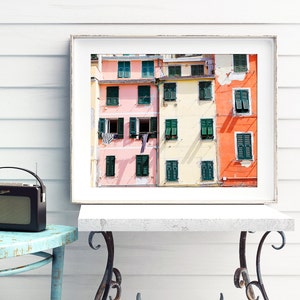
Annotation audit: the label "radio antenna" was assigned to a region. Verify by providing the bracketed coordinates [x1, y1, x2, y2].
[35, 162, 38, 186]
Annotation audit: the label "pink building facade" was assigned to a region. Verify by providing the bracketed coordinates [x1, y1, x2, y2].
[95, 55, 162, 187]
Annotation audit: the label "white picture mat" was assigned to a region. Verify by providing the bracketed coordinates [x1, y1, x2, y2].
[70, 35, 276, 204]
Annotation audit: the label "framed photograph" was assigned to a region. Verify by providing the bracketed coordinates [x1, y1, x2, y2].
[70, 35, 277, 204]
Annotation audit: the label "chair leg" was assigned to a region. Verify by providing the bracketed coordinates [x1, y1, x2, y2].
[51, 246, 65, 300]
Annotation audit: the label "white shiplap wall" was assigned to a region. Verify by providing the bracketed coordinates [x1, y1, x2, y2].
[0, 1, 300, 299]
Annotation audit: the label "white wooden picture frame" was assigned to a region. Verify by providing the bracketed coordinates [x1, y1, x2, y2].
[70, 35, 277, 204]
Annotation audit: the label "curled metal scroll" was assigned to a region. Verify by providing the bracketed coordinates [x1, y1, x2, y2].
[234, 231, 286, 300]
[89, 231, 122, 300]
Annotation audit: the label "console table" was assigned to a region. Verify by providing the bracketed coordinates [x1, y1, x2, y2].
[0, 224, 78, 300]
[78, 205, 294, 300]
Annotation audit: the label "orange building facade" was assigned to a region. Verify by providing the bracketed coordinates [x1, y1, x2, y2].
[215, 54, 257, 187]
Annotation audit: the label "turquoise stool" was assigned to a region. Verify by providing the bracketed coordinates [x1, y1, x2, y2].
[0, 224, 78, 299]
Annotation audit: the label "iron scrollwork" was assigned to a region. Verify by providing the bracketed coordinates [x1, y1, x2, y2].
[89, 231, 122, 300]
[88, 230, 285, 300]
[234, 231, 286, 300]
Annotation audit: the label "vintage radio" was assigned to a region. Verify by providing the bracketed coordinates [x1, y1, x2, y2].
[0, 166, 46, 232]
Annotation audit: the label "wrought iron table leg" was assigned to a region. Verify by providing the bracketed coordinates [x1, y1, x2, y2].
[88, 230, 285, 300]
[234, 231, 286, 300]
[89, 231, 122, 300]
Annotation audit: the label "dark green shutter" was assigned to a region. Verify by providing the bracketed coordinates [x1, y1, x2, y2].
[136, 155, 149, 176]
[201, 161, 214, 181]
[150, 117, 157, 138]
[191, 65, 204, 76]
[168, 66, 181, 77]
[199, 82, 212, 100]
[241, 90, 249, 110]
[117, 118, 124, 139]
[138, 86, 151, 104]
[118, 61, 130, 78]
[235, 90, 249, 113]
[106, 87, 119, 106]
[165, 119, 177, 140]
[164, 83, 176, 101]
[98, 118, 106, 139]
[233, 54, 247, 72]
[237, 133, 252, 160]
[129, 117, 137, 138]
[166, 160, 178, 181]
[106, 156, 115, 177]
[201, 119, 214, 139]
[142, 61, 154, 77]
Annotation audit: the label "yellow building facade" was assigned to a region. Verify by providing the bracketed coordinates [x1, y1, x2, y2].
[158, 56, 217, 186]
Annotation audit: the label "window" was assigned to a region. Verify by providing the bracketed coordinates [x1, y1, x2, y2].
[138, 86, 151, 104]
[106, 86, 119, 106]
[168, 66, 181, 77]
[136, 155, 149, 176]
[98, 118, 124, 139]
[129, 117, 157, 138]
[233, 54, 248, 72]
[163, 83, 176, 101]
[199, 81, 212, 100]
[118, 61, 130, 78]
[142, 61, 154, 77]
[201, 161, 214, 181]
[236, 133, 253, 160]
[106, 156, 115, 177]
[191, 65, 204, 76]
[165, 119, 178, 140]
[201, 119, 214, 140]
[234, 89, 250, 113]
[166, 160, 178, 182]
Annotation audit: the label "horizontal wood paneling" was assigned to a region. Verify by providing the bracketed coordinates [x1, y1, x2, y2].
[1, 274, 299, 300]
[278, 87, 300, 119]
[0, 0, 300, 24]
[0, 120, 68, 148]
[0, 56, 67, 88]
[0, 88, 68, 119]
[1, 24, 300, 56]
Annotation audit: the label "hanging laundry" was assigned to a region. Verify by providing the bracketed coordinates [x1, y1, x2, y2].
[140, 133, 149, 153]
[102, 133, 115, 145]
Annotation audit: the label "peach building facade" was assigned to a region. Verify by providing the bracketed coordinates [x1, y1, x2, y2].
[215, 54, 257, 187]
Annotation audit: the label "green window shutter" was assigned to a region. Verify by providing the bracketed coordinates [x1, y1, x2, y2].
[106, 86, 119, 106]
[241, 90, 249, 110]
[118, 61, 130, 78]
[106, 156, 115, 177]
[236, 133, 252, 160]
[136, 155, 149, 176]
[142, 61, 154, 77]
[150, 117, 157, 138]
[201, 119, 214, 139]
[98, 118, 106, 139]
[191, 65, 204, 76]
[235, 90, 249, 113]
[166, 160, 178, 181]
[138, 86, 151, 104]
[233, 54, 247, 72]
[129, 117, 137, 138]
[168, 66, 181, 77]
[117, 118, 124, 139]
[201, 161, 214, 181]
[163, 83, 176, 101]
[235, 90, 243, 110]
[199, 82, 212, 100]
[165, 119, 177, 140]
